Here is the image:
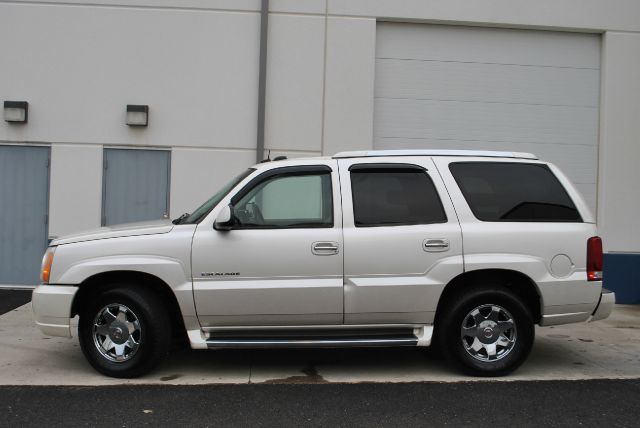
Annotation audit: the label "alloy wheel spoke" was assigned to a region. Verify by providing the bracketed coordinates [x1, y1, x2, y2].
[126, 320, 140, 335]
[113, 344, 126, 361]
[95, 324, 110, 337]
[487, 306, 501, 322]
[102, 337, 114, 352]
[470, 337, 484, 354]
[485, 342, 497, 359]
[461, 325, 476, 339]
[116, 308, 127, 323]
[497, 319, 515, 334]
[126, 336, 139, 348]
[102, 308, 117, 324]
[497, 334, 512, 347]
[471, 309, 484, 325]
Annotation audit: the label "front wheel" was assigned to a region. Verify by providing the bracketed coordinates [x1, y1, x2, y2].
[78, 286, 171, 378]
[437, 286, 534, 376]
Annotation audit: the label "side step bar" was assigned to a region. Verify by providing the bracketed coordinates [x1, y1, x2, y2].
[206, 337, 418, 349]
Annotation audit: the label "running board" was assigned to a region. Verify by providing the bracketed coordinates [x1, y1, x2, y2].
[203, 326, 434, 349]
[206, 337, 418, 349]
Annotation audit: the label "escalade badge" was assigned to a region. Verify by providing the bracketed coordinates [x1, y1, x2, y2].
[201, 272, 240, 277]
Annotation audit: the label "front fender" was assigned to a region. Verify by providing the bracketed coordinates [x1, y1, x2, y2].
[56, 254, 188, 287]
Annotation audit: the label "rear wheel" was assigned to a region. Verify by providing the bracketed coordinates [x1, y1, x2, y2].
[437, 286, 534, 376]
[78, 286, 171, 378]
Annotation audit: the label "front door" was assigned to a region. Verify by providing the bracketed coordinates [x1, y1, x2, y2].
[192, 161, 343, 326]
[338, 157, 463, 325]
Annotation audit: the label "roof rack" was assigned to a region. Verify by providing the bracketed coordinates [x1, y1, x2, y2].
[332, 150, 538, 160]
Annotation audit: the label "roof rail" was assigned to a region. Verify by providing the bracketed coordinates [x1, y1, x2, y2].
[332, 150, 538, 160]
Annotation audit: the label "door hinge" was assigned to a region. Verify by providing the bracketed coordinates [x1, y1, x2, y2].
[103, 159, 108, 170]
[44, 214, 48, 225]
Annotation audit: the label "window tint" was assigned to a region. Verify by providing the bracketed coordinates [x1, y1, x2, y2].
[449, 162, 582, 222]
[234, 173, 332, 228]
[350, 167, 447, 227]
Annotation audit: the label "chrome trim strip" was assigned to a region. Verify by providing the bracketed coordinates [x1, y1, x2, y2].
[202, 323, 424, 332]
[539, 312, 590, 326]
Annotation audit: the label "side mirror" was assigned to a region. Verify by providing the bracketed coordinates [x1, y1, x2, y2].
[214, 205, 234, 231]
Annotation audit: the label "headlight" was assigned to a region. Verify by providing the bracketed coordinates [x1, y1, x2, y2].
[40, 247, 56, 284]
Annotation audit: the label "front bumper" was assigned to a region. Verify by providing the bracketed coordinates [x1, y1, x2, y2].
[32, 285, 78, 337]
[589, 288, 615, 322]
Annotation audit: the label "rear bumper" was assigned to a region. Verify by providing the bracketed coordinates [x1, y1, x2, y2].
[31, 285, 78, 337]
[589, 288, 615, 322]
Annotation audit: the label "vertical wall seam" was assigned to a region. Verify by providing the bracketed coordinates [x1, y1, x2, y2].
[320, 0, 329, 156]
[256, 0, 269, 163]
[595, 31, 607, 229]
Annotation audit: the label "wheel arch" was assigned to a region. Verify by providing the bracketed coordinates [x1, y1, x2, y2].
[71, 270, 188, 345]
[435, 269, 542, 325]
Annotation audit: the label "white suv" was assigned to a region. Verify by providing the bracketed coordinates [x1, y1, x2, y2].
[32, 150, 614, 378]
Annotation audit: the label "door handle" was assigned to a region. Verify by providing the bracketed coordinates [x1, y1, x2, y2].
[423, 239, 450, 252]
[312, 241, 339, 255]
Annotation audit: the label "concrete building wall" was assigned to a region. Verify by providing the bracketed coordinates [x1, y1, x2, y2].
[1, 0, 639, 296]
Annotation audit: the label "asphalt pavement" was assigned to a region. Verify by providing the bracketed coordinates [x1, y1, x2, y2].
[0, 290, 31, 315]
[2, 380, 639, 427]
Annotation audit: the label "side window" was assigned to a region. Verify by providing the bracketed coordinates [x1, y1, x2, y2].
[449, 162, 582, 222]
[234, 172, 333, 228]
[350, 165, 447, 227]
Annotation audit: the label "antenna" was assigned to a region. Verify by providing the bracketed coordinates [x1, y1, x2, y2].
[260, 149, 272, 163]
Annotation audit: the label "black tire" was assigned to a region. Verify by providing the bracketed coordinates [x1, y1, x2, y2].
[437, 285, 534, 376]
[78, 285, 171, 378]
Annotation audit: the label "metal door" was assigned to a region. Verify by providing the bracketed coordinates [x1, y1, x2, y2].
[338, 157, 464, 325]
[192, 161, 344, 327]
[102, 149, 170, 226]
[0, 145, 50, 285]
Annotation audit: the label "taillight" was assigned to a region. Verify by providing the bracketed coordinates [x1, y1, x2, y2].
[587, 236, 603, 281]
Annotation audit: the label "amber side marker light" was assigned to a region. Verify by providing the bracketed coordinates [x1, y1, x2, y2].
[40, 247, 56, 284]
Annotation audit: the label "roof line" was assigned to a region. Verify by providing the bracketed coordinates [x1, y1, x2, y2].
[332, 149, 538, 160]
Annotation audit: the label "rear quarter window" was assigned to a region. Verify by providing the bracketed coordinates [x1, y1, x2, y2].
[449, 162, 582, 222]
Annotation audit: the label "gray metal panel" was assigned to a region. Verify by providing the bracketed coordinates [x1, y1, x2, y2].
[374, 23, 601, 213]
[103, 149, 170, 226]
[0, 145, 50, 285]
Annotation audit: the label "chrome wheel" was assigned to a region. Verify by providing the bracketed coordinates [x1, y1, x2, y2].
[460, 304, 517, 362]
[92, 304, 141, 363]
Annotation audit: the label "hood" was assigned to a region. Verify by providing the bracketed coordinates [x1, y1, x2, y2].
[50, 219, 175, 246]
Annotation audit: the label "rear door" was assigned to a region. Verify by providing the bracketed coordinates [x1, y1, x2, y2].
[338, 157, 463, 325]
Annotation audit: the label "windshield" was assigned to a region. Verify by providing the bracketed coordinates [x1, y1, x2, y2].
[181, 168, 255, 224]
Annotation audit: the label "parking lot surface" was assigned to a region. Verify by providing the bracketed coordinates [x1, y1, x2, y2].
[3, 380, 640, 427]
[1, 302, 639, 385]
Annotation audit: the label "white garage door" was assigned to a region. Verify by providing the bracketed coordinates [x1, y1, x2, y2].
[374, 23, 600, 211]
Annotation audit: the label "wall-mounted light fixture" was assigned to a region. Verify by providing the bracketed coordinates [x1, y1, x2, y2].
[4, 101, 28, 123]
[126, 104, 149, 127]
